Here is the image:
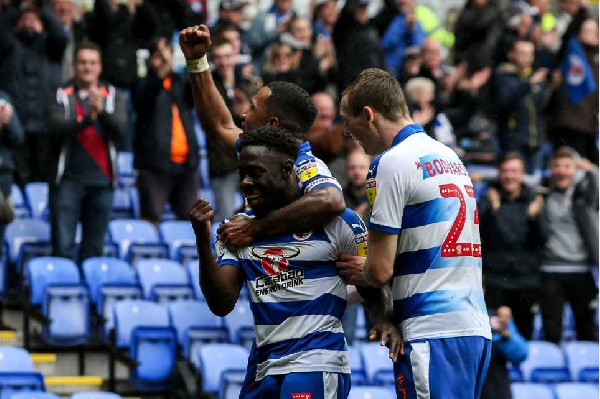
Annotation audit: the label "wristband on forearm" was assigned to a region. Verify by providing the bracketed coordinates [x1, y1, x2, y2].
[186, 55, 209, 74]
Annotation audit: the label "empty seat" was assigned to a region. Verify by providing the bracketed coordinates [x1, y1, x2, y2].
[108, 220, 167, 262]
[168, 300, 228, 358]
[349, 346, 367, 386]
[197, 344, 249, 393]
[135, 259, 193, 303]
[117, 152, 135, 187]
[82, 257, 141, 335]
[520, 341, 569, 382]
[355, 304, 367, 341]
[0, 347, 45, 398]
[24, 183, 48, 220]
[218, 369, 246, 399]
[5, 219, 51, 273]
[563, 341, 599, 382]
[159, 221, 197, 263]
[27, 257, 90, 345]
[10, 393, 60, 399]
[11, 185, 29, 219]
[348, 386, 396, 399]
[360, 343, 394, 386]
[554, 383, 599, 399]
[185, 260, 203, 301]
[113, 300, 177, 388]
[112, 188, 134, 219]
[71, 392, 122, 399]
[511, 383, 554, 399]
[223, 300, 254, 347]
[128, 187, 140, 219]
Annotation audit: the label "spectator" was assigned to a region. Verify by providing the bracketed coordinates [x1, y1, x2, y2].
[540, 147, 598, 344]
[548, 19, 598, 163]
[478, 153, 546, 339]
[133, 37, 199, 226]
[47, 42, 127, 263]
[493, 39, 550, 174]
[417, 38, 446, 91]
[185, 0, 209, 26]
[553, 0, 589, 68]
[481, 306, 529, 399]
[305, 92, 345, 166]
[377, 0, 425, 77]
[312, 0, 338, 39]
[0, 3, 67, 185]
[453, 0, 502, 72]
[213, 17, 251, 65]
[0, 92, 24, 256]
[398, 46, 421, 86]
[211, 0, 246, 30]
[333, 0, 384, 94]
[247, 0, 295, 74]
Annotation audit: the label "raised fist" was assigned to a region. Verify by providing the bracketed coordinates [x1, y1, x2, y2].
[189, 198, 214, 240]
[179, 25, 212, 60]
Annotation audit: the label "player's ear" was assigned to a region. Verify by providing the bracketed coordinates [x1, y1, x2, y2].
[362, 106, 375, 124]
[282, 159, 294, 178]
[268, 116, 280, 127]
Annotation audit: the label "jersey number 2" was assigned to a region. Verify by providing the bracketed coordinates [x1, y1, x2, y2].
[439, 184, 481, 258]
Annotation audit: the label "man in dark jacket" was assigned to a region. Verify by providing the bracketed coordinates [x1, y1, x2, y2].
[479, 153, 546, 339]
[47, 42, 127, 263]
[133, 36, 199, 226]
[0, 3, 68, 184]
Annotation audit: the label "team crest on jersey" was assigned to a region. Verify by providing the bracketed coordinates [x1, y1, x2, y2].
[292, 231, 312, 241]
[297, 161, 318, 183]
[355, 233, 368, 256]
[251, 247, 301, 276]
[366, 178, 377, 206]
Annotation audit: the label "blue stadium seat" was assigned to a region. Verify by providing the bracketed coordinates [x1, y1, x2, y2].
[0, 347, 45, 399]
[511, 383, 554, 399]
[532, 312, 543, 341]
[168, 300, 228, 359]
[198, 188, 215, 208]
[9, 393, 60, 399]
[185, 260, 203, 301]
[562, 304, 576, 341]
[218, 370, 246, 399]
[11, 185, 29, 219]
[82, 257, 141, 336]
[360, 343, 394, 386]
[158, 221, 197, 263]
[349, 346, 367, 386]
[348, 386, 396, 399]
[112, 188, 134, 219]
[117, 152, 135, 187]
[70, 393, 122, 399]
[197, 344, 249, 393]
[108, 220, 168, 262]
[5, 219, 51, 273]
[563, 341, 599, 382]
[223, 300, 254, 347]
[135, 259, 193, 303]
[355, 304, 367, 341]
[554, 383, 599, 399]
[128, 187, 140, 219]
[27, 257, 90, 345]
[520, 341, 569, 382]
[113, 300, 177, 388]
[24, 183, 48, 220]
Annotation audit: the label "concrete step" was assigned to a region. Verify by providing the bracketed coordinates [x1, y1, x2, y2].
[45, 375, 103, 396]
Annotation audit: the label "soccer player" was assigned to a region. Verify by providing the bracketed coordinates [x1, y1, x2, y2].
[179, 25, 344, 248]
[339, 69, 491, 399]
[190, 126, 400, 398]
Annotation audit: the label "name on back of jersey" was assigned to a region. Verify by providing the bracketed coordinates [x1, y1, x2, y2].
[419, 153, 468, 179]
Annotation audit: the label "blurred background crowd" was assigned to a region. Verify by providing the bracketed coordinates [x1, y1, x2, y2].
[0, 0, 598, 396]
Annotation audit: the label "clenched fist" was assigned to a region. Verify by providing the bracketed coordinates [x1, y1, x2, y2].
[179, 25, 212, 60]
[189, 198, 215, 240]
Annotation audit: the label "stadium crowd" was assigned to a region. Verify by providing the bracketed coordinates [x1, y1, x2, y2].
[0, 0, 597, 397]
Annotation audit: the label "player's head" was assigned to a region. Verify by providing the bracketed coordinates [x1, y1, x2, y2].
[340, 68, 411, 155]
[238, 126, 300, 216]
[241, 81, 317, 140]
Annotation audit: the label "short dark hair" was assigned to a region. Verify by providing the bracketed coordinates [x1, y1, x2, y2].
[265, 81, 317, 137]
[213, 20, 239, 36]
[498, 152, 525, 168]
[74, 41, 102, 62]
[238, 126, 299, 160]
[149, 36, 173, 55]
[341, 68, 410, 121]
[552, 146, 576, 162]
[211, 35, 233, 50]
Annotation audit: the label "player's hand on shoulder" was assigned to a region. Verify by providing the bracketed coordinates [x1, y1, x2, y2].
[179, 25, 212, 60]
[217, 214, 258, 250]
[189, 198, 214, 240]
[369, 321, 404, 362]
[335, 253, 367, 286]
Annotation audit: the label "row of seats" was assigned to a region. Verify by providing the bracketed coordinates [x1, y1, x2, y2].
[511, 382, 599, 399]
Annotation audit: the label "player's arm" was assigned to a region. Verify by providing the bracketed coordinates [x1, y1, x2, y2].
[363, 230, 398, 287]
[190, 198, 243, 317]
[179, 25, 241, 156]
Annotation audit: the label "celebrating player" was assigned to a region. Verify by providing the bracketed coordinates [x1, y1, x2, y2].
[190, 126, 400, 398]
[339, 69, 492, 399]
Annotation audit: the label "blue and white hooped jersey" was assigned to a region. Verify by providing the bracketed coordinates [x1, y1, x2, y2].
[367, 124, 491, 343]
[216, 209, 367, 380]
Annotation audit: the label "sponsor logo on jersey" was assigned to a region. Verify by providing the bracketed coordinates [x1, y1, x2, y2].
[419, 153, 468, 179]
[254, 269, 305, 296]
[366, 178, 377, 206]
[297, 161, 318, 182]
[251, 247, 300, 276]
[292, 231, 313, 241]
[355, 232, 368, 257]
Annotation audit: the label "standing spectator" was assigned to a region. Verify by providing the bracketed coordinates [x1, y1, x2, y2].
[0, 92, 24, 256]
[247, 0, 295, 74]
[553, 0, 589, 68]
[211, 0, 246, 30]
[133, 37, 199, 226]
[47, 42, 127, 263]
[478, 153, 546, 339]
[417, 38, 446, 91]
[377, 0, 425, 77]
[398, 46, 421, 86]
[548, 19, 598, 163]
[540, 147, 598, 344]
[481, 306, 529, 399]
[333, 0, 384, 94]
[185, 0, 209, 27]
[305, 92, 345, 165]
[313, 0, 338, 39]
[493, 39, 550, 174]
[0, 3, 67, 185]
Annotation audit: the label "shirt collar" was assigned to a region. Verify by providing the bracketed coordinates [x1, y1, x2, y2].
[391, 123, 425, 147]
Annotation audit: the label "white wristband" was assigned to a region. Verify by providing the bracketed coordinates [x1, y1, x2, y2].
[186, 55, 209, 74]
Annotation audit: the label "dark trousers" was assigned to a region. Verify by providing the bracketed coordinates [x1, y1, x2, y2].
[540, 271, 598, 343]
[50, 180, 114, 264]
[137, 168, 199, 224]
[14, 133, 53, 186]
[485, 287, 538, 340]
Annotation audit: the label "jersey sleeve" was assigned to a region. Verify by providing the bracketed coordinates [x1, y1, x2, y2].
[329, 209, 368, 257]
[295, 145, 342, 195]
[215, 237, 240, 268]
[367, 153, 407, 234]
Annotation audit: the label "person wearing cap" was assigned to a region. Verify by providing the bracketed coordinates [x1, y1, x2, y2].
[214, 0, 247, 29]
